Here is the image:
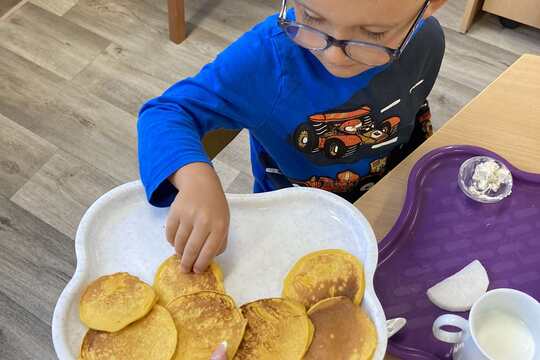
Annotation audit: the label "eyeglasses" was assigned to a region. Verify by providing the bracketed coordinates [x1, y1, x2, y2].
[278, 0, 430, 66]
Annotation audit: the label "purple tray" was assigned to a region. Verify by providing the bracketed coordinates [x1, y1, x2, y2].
[374, 145, 540, 359]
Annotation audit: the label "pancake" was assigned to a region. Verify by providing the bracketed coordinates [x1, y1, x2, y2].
[234, 298, 314, 360]
[153, 255, 224, 306]
[166, 291, 246, 360]
[79, 272, 157, 332]
[80, 304, 177, 360]
[304, 297, 377, 360]
[282, 249, 365, 309]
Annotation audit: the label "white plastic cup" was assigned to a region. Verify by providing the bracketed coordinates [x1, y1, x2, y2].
[433, 289, 540, 360]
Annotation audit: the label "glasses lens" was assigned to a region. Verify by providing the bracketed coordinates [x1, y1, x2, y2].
[284, 24, 327, 50]
[346, 44, 391, 66]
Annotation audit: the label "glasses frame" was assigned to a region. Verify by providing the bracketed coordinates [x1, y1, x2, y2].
[278, 0, 431, 65]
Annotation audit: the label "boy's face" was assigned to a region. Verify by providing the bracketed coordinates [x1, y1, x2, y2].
[294, 0, 445, 78]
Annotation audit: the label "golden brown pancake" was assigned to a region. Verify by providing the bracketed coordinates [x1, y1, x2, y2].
[80, 304, 177, 360]
[282, 249, 365, 309]
[153, 255, 224, 306]
[304, 297, 377, 360]
[166, 291, 246, 360]
[234, 298, 314, 360]
[79, 272, 157, 332]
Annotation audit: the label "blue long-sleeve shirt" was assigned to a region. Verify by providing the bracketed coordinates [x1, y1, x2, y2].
[138, 14, 444, 207]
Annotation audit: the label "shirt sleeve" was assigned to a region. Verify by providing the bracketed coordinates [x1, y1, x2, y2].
[137, 20, 282, 207]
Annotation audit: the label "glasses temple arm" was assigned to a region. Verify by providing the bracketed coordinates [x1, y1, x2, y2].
[396, 0, 431, 56]
[279, 0, 288, 19]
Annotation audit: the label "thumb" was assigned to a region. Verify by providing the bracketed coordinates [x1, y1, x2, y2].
[210, 341, 228, 360]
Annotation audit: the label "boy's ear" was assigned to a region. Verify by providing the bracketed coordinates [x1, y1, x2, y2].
[423, 0, 448, 18]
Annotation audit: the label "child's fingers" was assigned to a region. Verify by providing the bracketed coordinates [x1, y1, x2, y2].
[193, 232, 222, 273]
[180, 225, 210, 273]
[216, 233, 228, 255]
[165, 214, 179, 245]
[210, 341, 228, 360]
[174, 222, 193, 258]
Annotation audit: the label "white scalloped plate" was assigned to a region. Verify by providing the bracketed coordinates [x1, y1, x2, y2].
[52, 181, 387, 359]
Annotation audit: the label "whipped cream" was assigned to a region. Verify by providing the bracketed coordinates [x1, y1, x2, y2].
[469, 160, 511, 196]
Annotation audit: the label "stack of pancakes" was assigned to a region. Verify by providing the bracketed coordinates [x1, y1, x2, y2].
[78, 250, 377, 359]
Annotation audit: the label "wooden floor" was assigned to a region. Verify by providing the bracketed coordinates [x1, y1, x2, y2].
[0, 0, 539, 358]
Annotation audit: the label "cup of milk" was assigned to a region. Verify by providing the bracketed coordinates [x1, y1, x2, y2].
[432, 288, 539, 360]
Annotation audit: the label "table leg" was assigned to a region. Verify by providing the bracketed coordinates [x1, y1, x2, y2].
[202, 130, 241, 160]
[460, 0, 484, 33]
[168, 0, 186, 44]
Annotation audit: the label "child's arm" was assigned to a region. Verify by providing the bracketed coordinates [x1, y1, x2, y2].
[137, 20, 282, 272]
[138, 25, 281, 206]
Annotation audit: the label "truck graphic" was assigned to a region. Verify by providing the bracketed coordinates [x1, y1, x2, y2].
[294, 107, 400, 159]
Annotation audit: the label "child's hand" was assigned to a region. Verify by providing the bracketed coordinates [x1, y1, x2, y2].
[210, 341, 228, 360]
[166, 163, 229, 273]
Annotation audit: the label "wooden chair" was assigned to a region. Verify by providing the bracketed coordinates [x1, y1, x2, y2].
[168, 0, 186, 43]
[460, 0, 484, 33]
[203, 129, 241, 160]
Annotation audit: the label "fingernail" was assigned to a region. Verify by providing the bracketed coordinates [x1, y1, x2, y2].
[210, 341, 228, 359]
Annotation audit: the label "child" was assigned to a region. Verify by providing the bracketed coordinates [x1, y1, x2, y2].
[138, 0, 447, 273]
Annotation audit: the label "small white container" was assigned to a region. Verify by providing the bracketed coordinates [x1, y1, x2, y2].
[458, 156, 513, 203]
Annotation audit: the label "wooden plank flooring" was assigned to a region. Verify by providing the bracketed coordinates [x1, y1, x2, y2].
[30, 0, 79, 16]
[0, 0, 26, 19]
[0, 193, 74, 360]
[11, 151, 120, 238]
[1, 0, 539, 357]
[1, 291, 57, 360]
[0, 47, 139, 183]
[442, 27, 519, 92]
[0, 113, 57, 198]
[70, 49, 171, 115]
[0, 3, 110, 80]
